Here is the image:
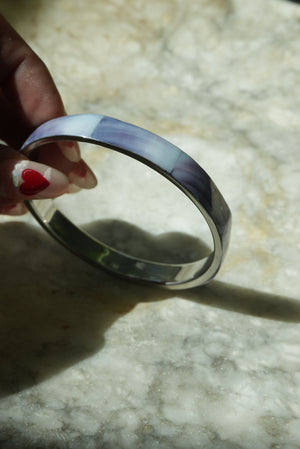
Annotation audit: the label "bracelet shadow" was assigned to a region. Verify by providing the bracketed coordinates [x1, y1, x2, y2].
[0, 219, 299, 400]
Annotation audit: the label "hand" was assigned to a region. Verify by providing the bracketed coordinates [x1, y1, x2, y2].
[0, 14, 97, 215]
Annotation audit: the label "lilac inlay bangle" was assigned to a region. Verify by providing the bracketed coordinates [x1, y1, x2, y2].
[21, 114, 231, 289]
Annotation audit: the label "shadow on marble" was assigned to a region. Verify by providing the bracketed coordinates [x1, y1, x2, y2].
[1, 0, 43, 19]
[83, 219, 211, 263]
[83, 219, 300, 325]
[184, 282, 300, 323]
[0, 221, 299, 398]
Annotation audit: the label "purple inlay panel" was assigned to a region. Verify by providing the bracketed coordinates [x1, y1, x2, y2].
[91, 117, 182, 174]
[171, 152, 212, 208]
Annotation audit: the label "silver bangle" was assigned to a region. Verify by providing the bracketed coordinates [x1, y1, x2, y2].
[21, 114, 231, 289]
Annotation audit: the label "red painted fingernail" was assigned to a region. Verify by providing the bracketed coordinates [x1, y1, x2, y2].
[12, 166, 50, 196]
[19, 169, 50, 195]
[2, 204, 18, 212]
[0, 203, 27, 216]
[67, 182, 81, 194]
[68, 161, 97, 189]
[78, 163, 87, 178]
[59, 141, 81, 162]
[12, 161, 69, 199]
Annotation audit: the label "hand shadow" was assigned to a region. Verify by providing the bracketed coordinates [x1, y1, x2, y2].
[0, 219, 299, 399]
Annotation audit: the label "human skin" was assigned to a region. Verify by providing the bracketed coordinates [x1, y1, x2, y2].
[0, 14, 97, 215]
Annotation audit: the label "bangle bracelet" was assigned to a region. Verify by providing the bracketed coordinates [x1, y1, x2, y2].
[21, 114, 231, 289]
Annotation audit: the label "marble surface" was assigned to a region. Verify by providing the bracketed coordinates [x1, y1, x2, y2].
[0, 0, 300, 447]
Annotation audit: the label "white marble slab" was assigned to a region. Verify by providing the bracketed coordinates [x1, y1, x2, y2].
[0, 0, 300, 447]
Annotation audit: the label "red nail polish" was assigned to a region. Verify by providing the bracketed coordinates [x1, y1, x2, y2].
[1, 204, 17, 213]
[64, 141, 75, 148]
[19, 169, 50, 196]
[78, 164, 87, 179]
[1, 203, 27, 216]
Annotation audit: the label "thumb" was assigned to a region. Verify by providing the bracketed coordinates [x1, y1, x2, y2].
[0, 145, 69, 212]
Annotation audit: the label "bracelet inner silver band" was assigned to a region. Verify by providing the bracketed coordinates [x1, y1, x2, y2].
[21, 114, 231, 290]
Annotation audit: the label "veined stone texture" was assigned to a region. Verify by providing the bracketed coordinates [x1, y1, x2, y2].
[0, 0, 299, 448]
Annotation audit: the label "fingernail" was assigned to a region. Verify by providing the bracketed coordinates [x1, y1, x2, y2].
[68, 161, 97, 189]
[12, 160, 69, 198]
[66, 183, 81, 194]
[0, 203, 27, 216]
[59, 141, 81, 163]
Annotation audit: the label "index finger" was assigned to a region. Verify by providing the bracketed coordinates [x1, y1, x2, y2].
[0, 13, 65, 140]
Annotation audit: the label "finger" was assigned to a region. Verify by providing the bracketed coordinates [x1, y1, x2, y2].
[0, 202, 27, 216]
[0, 15, 82, 162]
[66, 183, 81, 194]
[0, 14, 65, 131]
[68, 159, 98, 189]
[58, 141, 81, 163]
[0, 145, 69, 207]
[0, 88, 81, 163]
[0, 180, 83, 216]
[34, 143, 97, 189]
[0, 91, 29, 148]
[0, 16, 98, 194]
